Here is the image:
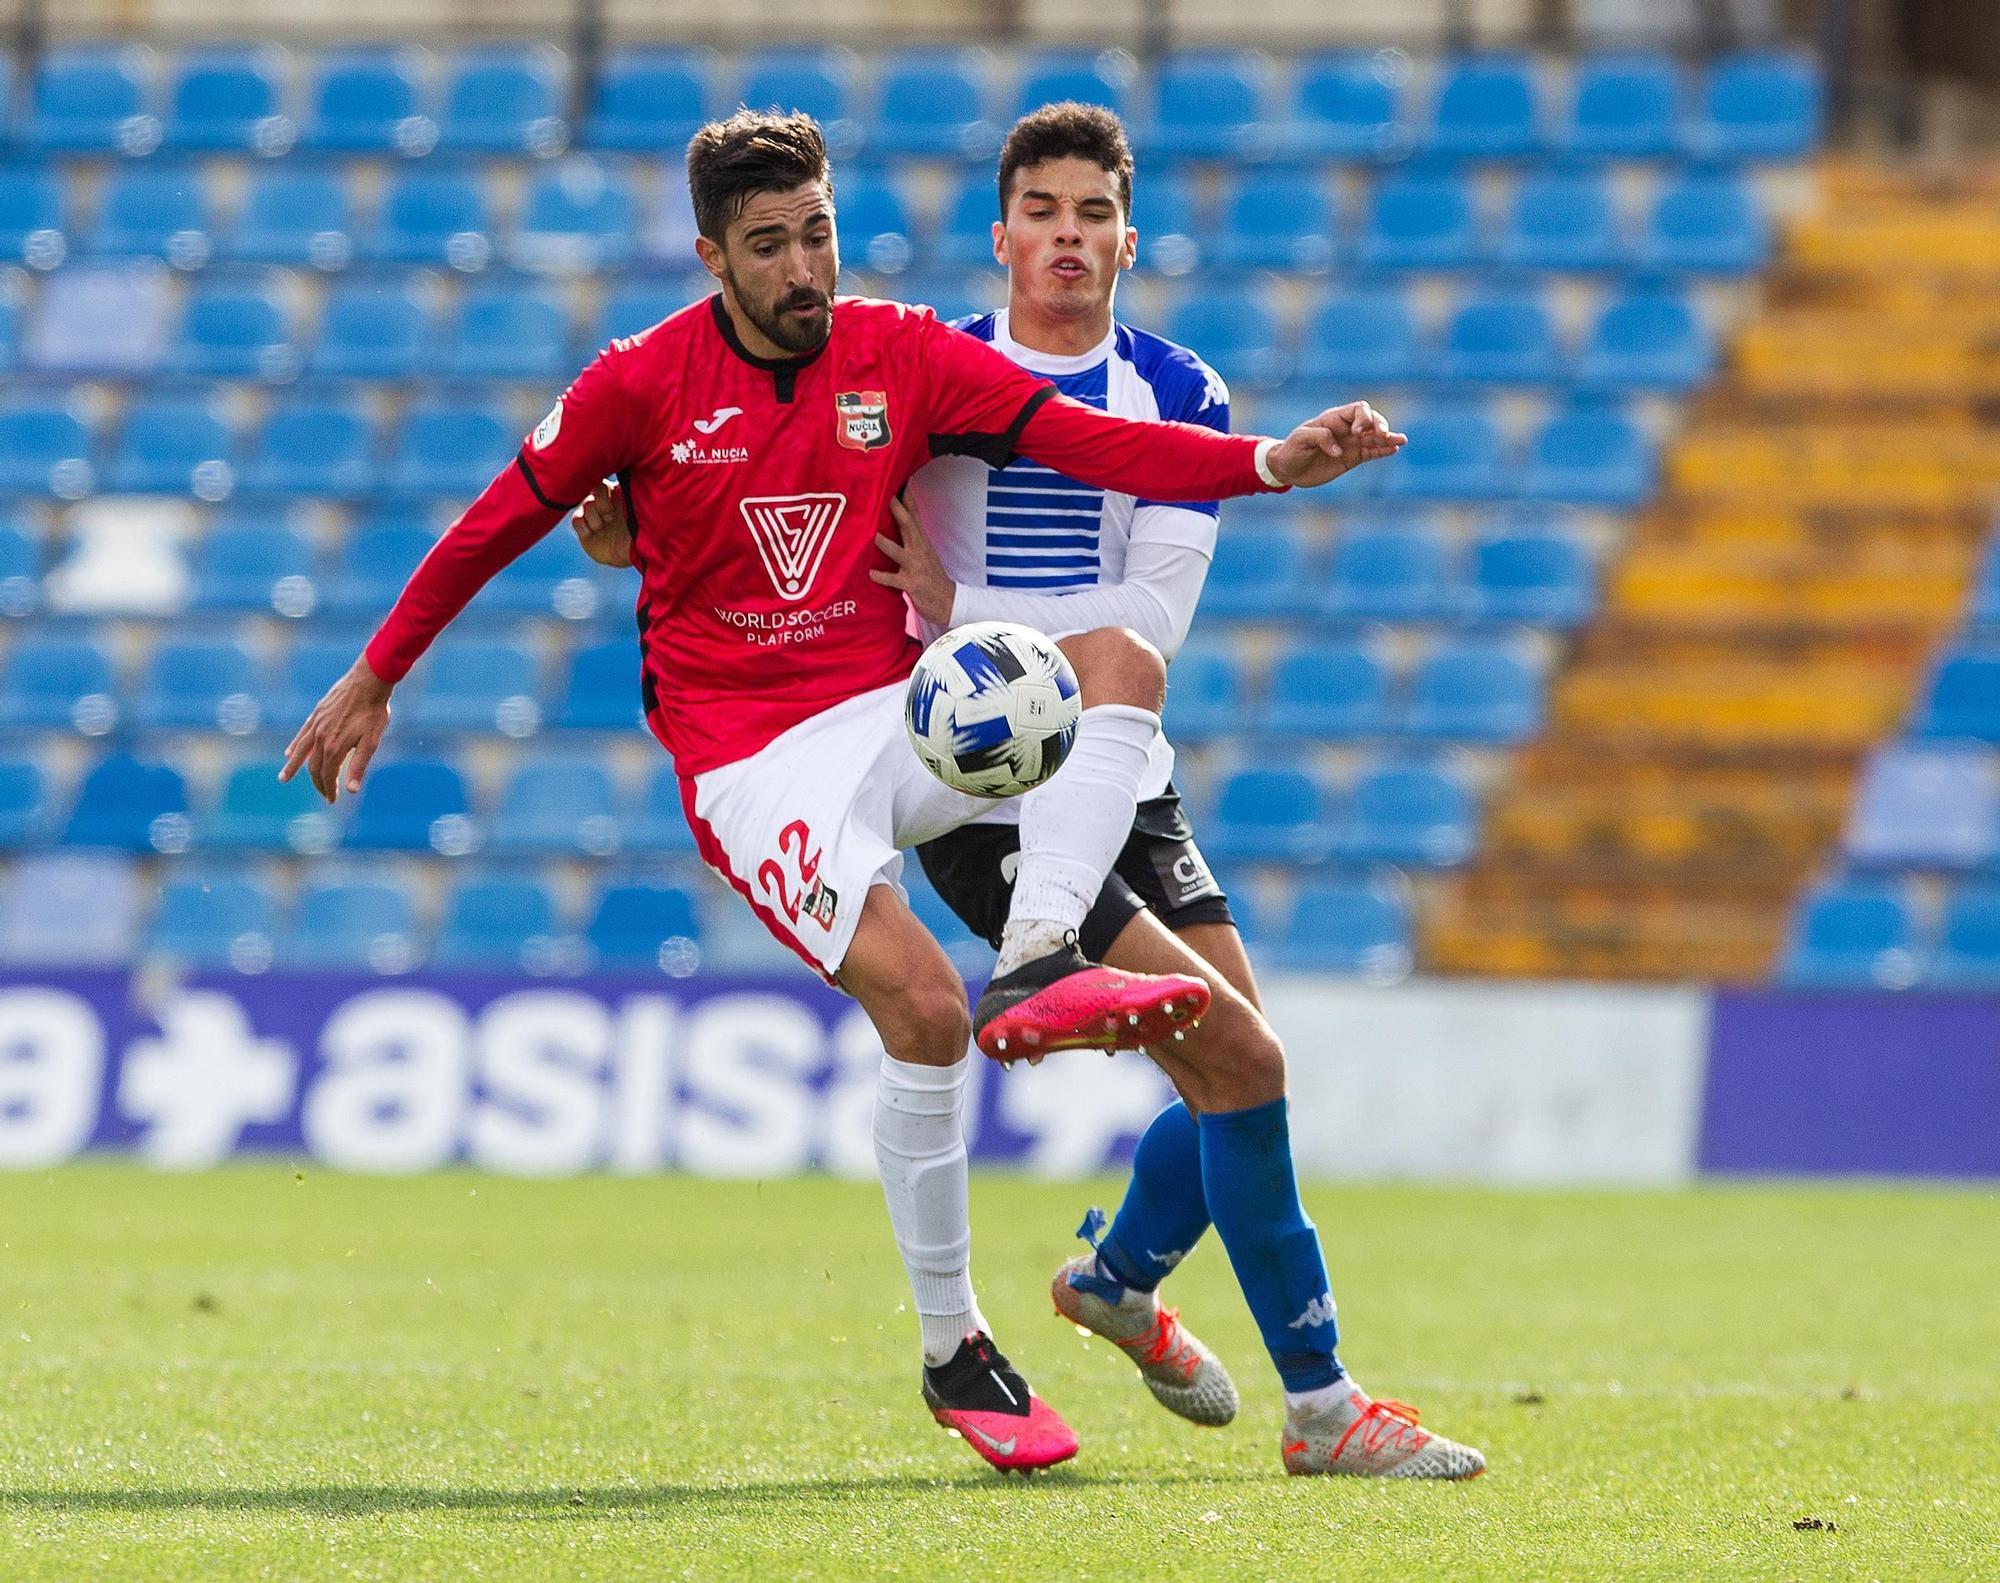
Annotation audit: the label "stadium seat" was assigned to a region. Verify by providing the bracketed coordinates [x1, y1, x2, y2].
[323, 517, 436, 616]
[1321, 523, 1456, 621]
[1264, 877, 1414, 978]
[1462, 529, 1595, 627]
[1288, 50, 1408, 160]
[1161, 644, 1247, 743]
[434, 874, 565, 969]
[308, 281, 431, 378]
[1009, 50, 1134, 123]
[0, 523, 43, 617]
[226, 169, 355, 268]
[586, 48, 714, 151]
[103, 398, 235, 498]
[1208, 171, 1338, 272]
[1424, 53, 1541, 159]
[87, 165, 215, 268]
[0, 632, 118, 733]
[1686, 51, 1822, 162]
[479, 532, 603, 621]
[1128, 170, 1202, 275]
[1402, 636, 1545, 743]
[0, 759, 52, 847]
[368, 168, 494, 269]
[0, 852, 143, 965]
[1926, 885, 2000, 990]
[437, 282, 568, 379]
[202, 756, 339, 854]
[191, 514, 317, 623]
[487, 756, 619, 855]
[585, 879, 703, 972]
[511, 157, 637, 273]
[168, 280, 295, 379]
[1495, 169, 1624, 271]
[346, 758, 477, 854]
[0, 296, 16, 371]
[299, 46, 437, 156]
[1777, 879, 1921, 990]
[1638, 171, 1767, 274]
[1200, 526, 1315, 620]
[1376, 404, 1507, 501]
[0, 399, 95, 497]
[1576, 288, 1712, 391]
[62, 754, 189, 852]
[272, 639, 365, 735]
[1846, 743, 2000, 871]
[588, 278, 699, 349]
[1164, 293, 1285, 389]
[1522, 404, 1653, 505]
[1294, 285, 1423, 385]
[27, 261, 173, 376]
[161, 44, 294, 155]
[400, 639, 542, 735]
[641, 164, 702, 266]
[556, 639, 646, 731]
[624, 763, 698, 854]
[1260, 640, 1394, 740]
[149, 869, 278, 969]
[1437, 288, 1560, 385]
[283, 874, 420, 971]
[1331, 761, 1478, 867]
[28, 44, 160, 155]
[1202, 766, 1335, 864]
[237, 400, 373, 496]
[436, 44, 568, 156]
[131, 638, 263, 734]
[385, 402, 515, 499]
[1144, 51, 1273, 160]
[1561, 54, 1680, 158]
[837, 170, 916, 274]
[934, 173, 1003, 270]
[1914, 651, 2000, 741]
[871, 48, 995, 157]
[1355, 172, 1482, 271]
[0, 166, 72, 268]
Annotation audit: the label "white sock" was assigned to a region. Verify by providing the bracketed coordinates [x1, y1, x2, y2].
[998, 703, 1160, 974]
[1284, 1376, 1358, 1417]
[872, 1052, 988, 1366]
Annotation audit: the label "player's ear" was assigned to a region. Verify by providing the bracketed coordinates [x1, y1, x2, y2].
[990, 219, 1007, 269]
[1121, 226, 1137, 271]
[693, 233, 727, 283]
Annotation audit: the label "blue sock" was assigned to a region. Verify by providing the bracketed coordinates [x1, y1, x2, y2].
[1088, 1101, 1210, 1293]
[1198, 1096, 1342, 1391]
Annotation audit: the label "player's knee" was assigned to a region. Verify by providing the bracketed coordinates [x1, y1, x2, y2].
[874, 972, 972, 1066]
[1060, 627, 1167, 713]
[1183, 994, 1287, 1109]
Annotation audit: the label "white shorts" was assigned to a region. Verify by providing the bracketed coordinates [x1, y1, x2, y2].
[680, 681, 991, 983]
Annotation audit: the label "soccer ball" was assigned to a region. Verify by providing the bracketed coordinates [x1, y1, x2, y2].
[906, 622, 1081, 799]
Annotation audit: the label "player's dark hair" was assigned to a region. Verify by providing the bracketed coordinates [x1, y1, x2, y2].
[685, 109, 833, 243]
[996, 102, 1135, 220]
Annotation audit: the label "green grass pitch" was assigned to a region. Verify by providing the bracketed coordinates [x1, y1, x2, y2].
[1, 1164, 1994, 1581]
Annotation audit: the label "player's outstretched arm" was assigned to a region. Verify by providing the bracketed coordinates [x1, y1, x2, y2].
[1263, 401, 1407, 489]
[279, 655, 392, 803]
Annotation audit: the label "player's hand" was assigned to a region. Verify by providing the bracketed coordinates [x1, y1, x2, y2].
[1266, 401, 1407, 489]
[571, 479, 634, 569]
[278, 656, 393, 804]
[873, 494, 957, 627]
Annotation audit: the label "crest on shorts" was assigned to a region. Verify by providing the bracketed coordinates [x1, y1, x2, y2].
[739, 492, 847, 601]
[803, 876, 839, 929]
[835, 390, 890, 452]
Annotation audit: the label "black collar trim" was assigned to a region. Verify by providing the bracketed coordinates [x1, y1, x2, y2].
[708, 293, 825, 376]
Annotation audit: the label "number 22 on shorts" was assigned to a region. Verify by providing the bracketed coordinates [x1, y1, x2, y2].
[758, 820, 839, 931]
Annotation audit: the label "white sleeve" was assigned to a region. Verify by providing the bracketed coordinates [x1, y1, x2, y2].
[947, 505, 1216, 660]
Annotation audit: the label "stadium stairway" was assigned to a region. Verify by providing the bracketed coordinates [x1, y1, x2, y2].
[1420, 158, 2000, 982]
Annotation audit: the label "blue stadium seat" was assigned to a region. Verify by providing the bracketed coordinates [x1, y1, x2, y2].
[1561, 54, 1680, 157]
[1331, 761, 1477, 867]
[103, 398, 235, 498]
[641, 164, 701, 266]
[190, 520, 318, 616]
[1686, 51, 1821, 162]
[0, 851, 144, 964]
[511, 157, 637, 273]
[871, 48, 995, 157]
[1462, 529, 1595, 627]
[624, 763, 698, 854]
[838, 170, 915, 274]
[1377, 404, 1506, 501]
[1295, 285, 1422, 385]
[1160, 644, 1247, 743]
[1495, 169, 1623, 271]
[323, 517, 435, 616]
[737, 50, 857, 152]
[299, 47, 436, 156]
[1010, 50, 1134, 122]
[0, 296, 17, 371]
[437, 44, 568, 156]
[368, 168, 494, 269]
[556, 639, 646, 731]
[1638, 171, 1767, 274]
[227, 169, 355, 268]
[0, 166, 71, 267]
[0, 759, 53, 846]
[1577, 288, 1712, 391]
[1288, 51, 1408, 160]
[437, 283, 568, 379]
[1437, 288, 1560, 384]
[434, 874, 565, 969]
[385, 402, 514, 499]
[237, 400, 373, 496]
[1846, 744, 2000, 871]
[1914, 651, 2000, 741]
[0, 633, 118, 733]
[283, 875, 420, 971]
[1778, 879, 1920, 990]
[88, 165, 216, 268]
[346, 758, 477, 854]
[1209, 171, 1337, 272]
[1926, 885, 2000, 990]
[1356, 171, 1481, 270]
[401, 639, 542, 735]
[1260, 640, 1393, 740]
[1402, 636, 1544, 743]
[1145, 51, 1273, 160]
[0, 400, 95, 497]
[149, 869, 278, 969]
[1321, 523, 1456, 621]
[168, 280, 295, 379]
[1521, 404, 1653, 505]
[934, 174, 1002, 269]
[1128, 171, 1202, 275]
[1164, 293, 1285, 389]
[587, 48, 714, 151]
[1200, 526, 1315, 620]
[588, 278, 698, 349]
[201, 757, 338, 855]
[479, 532, 602, 621]
[0, 523, 43, 617]
[1970, 541, 2000, 630]
[162, 44, 294, 155]
[309, 281, 431, 378]
[586, 879, 703, 972]
[131, 638, 262, 735]
[272, 639, 365, 733]
[1265, 877, 1413, 978]
[1202, 766, 1335, 864]
[1425, 53, 1541, 158]
[29, 44, 159, 155]
[62, 754, 189, 852]
[487, 756, 619, 856]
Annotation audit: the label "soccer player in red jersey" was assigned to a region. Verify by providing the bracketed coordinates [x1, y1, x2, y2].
[282, 109, 1400, 1472]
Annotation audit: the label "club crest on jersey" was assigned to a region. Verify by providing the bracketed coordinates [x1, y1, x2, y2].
[739, 492, 847, 601]
[835, 390, 890, 452]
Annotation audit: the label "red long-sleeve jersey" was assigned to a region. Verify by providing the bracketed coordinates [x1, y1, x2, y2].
[364, 293, 1284, 775]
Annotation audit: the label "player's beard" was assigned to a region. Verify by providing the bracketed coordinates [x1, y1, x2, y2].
[734, 272, 836, 355]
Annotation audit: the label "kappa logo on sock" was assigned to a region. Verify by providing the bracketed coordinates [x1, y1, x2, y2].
[1286, 1293, 1339, 1331]
[1146, 1247, 1189, 1270]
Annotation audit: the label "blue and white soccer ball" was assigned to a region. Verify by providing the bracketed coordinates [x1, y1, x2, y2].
[906, 622, 1081, 799]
